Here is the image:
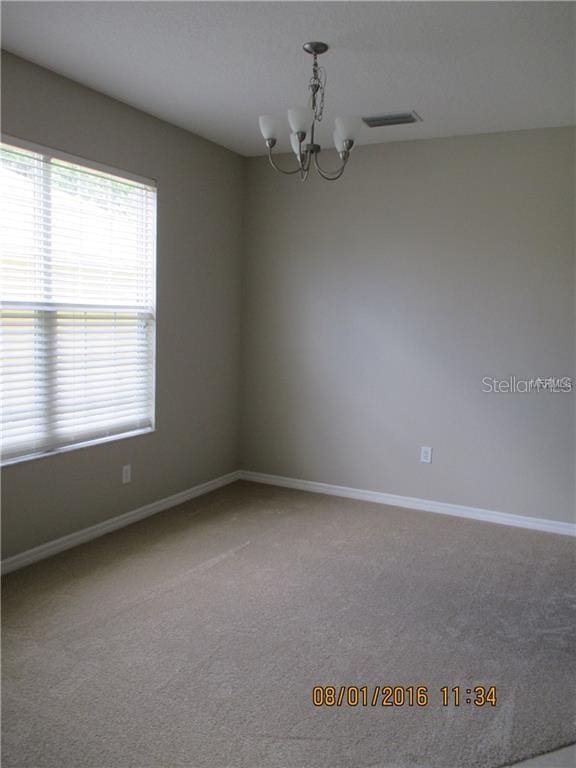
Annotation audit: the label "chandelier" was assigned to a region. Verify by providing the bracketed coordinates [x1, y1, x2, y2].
[258, 42, 362, 182]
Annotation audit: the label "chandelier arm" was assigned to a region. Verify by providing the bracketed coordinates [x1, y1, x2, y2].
[302, 149, 313, 173]
[313, 151, 349, 181]
[267, 146, 303, 176]
[298, 137, 310, 174]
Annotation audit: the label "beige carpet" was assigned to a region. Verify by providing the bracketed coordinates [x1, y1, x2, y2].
[2, 481, 575, 768]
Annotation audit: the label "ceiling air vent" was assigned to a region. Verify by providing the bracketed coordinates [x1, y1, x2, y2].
[362, 111, 422, 128]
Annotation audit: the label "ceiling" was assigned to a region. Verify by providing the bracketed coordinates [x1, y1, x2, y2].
[2, 2, 574, 157]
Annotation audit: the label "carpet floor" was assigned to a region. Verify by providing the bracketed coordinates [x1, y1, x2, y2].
[2, 481, 575, 768]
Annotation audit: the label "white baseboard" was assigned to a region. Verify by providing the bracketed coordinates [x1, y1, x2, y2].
[239, 471, 576, 537]
[1, 471, 241, 575]
[3, 467, 573, 575]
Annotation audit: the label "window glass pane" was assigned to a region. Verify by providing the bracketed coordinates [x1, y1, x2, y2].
[0, 141, 156, 463]
[0, 147, 45, 303]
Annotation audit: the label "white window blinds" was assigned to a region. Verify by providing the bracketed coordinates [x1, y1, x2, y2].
[0, 140, 156, 463]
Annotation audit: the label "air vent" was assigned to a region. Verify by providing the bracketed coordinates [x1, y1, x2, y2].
[362, 111, 422, 128]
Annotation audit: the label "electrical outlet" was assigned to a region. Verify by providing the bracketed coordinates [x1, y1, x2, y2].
[122, 464, 132, 484]
[420, 446, 432, 464]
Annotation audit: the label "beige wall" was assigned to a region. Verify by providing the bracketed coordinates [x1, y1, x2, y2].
[242, 128, 575, 523]
[1, 52, 244, 558]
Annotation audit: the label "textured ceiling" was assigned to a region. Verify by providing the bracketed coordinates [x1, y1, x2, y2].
[2, 2, 574, 157]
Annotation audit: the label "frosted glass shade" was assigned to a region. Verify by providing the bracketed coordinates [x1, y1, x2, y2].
[333, 130, 346, 153]
[287, 106, 314, 135]
[259, 115, 279, 140]
[290, 133, 303, 156]
[335, 116, 362, 142]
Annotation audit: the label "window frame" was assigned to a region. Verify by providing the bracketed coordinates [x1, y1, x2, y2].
[0, 134, 158, 466]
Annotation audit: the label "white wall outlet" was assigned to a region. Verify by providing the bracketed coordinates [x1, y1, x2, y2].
[122, 464, 132, 484]
[420, 446, 433, 464]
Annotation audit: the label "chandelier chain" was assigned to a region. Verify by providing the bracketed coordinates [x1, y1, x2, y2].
[309, 54, 327, 123]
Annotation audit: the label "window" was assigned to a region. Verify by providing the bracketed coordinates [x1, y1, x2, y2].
[0, 139, 156, 464]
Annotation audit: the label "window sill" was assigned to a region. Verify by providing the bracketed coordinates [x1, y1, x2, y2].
[1, 427, 155, 467]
